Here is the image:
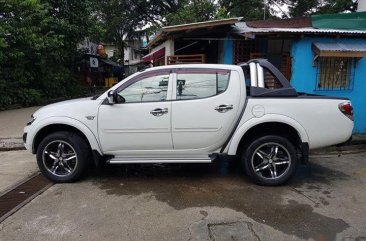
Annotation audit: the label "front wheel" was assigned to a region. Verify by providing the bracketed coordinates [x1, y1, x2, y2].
[242, 135, 298, 186]
[36, 131, 90, 183]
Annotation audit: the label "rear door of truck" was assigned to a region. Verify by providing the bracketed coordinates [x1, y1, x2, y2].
[171, 67, 242, 151]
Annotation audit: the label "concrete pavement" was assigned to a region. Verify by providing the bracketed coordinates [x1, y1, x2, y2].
[0, 151, 366, 241]
[0, 151, 38, 193]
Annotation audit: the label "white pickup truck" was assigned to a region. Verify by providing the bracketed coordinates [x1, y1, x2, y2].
[23, 59, 354, 185]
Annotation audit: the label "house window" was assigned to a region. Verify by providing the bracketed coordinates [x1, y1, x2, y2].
[316, 57, 354, 91]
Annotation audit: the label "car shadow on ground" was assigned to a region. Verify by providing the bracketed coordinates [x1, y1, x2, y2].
[87, 155, 349, 187]
[85, 156, 351, 241]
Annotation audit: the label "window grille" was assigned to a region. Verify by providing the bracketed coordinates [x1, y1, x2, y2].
[234, 40, 259, 64]
[316, 57, 354, 91]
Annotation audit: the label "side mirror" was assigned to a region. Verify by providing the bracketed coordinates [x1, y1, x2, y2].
[107, 90, 126, 104]
[107, 90, 115, 104]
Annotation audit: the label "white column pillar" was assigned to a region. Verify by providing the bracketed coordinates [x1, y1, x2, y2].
[165, 39, 174, 65]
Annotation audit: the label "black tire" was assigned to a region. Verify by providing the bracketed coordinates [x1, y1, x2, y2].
[241, 135, 297, 186]
[36, 131, 91, 183]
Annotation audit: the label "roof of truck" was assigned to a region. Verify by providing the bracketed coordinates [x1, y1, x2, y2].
[138, 64, 243, 75]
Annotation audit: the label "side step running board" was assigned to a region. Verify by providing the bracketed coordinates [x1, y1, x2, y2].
[108, 157, 212, 164]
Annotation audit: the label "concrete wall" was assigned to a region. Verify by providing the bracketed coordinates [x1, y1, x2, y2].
[291, 37, 366, 133]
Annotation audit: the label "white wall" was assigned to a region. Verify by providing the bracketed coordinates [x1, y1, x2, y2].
[123, 41, 143, 65]
[124, 47, 130, 62]
[358, 0, 366, 12]
[105, 45, 117, 57]
[78, 39, 98, 55]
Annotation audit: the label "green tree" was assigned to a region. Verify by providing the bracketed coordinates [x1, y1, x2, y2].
[96, 0, 182, 61]
[0, 0, 96, 109]
[218, 0, 358, 20]
[273, 0, 358, 18]
[218, 0, 274, 20]
[165, 0, 218, 25]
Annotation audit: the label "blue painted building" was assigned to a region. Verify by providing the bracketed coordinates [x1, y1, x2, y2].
[232, 13, 366, 134]
[291, 38, 366, 133]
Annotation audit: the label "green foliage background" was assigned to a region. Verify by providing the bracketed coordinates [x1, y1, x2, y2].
[0, 0, 95, 109]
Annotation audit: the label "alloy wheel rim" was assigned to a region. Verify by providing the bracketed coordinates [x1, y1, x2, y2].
[42, 140, 78, 177]
[251, 142, 291, 180]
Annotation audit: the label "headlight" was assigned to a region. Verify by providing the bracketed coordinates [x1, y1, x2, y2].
[27, 114, 36, 126]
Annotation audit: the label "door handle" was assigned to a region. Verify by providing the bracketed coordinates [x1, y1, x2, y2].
[150, 108, 168, 117]
[214, 104, 233, 113]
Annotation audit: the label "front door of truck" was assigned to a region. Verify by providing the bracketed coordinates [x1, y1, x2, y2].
[98, 70, 173, 154]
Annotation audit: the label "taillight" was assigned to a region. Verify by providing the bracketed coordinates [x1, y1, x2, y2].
[338, 102, 354, 121]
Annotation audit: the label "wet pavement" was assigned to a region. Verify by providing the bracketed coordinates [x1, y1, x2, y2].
[1, 153, 366, 241]
[91, 158, 353, 241]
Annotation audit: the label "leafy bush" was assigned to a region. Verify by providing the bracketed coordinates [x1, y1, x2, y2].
[0, 0, 95, 110]
[17, 89, 43, 107]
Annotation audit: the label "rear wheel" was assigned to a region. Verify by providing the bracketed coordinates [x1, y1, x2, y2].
[36, 131, 90, 183]
[242, 135, 297, 186]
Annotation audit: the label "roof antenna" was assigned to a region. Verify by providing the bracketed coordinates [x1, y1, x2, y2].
[263, 0, 267, 20]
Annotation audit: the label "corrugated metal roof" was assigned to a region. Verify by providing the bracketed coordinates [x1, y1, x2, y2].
[147, 17, 241, 48]
[246, 17, 311, 28]
[313, 42, 366, 52]
[162, 17, 242, 32]
[234, 22, 366, 35]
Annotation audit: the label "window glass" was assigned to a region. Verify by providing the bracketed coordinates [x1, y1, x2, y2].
[176, 70, 230, 100]
[119, 74, 169, 103]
